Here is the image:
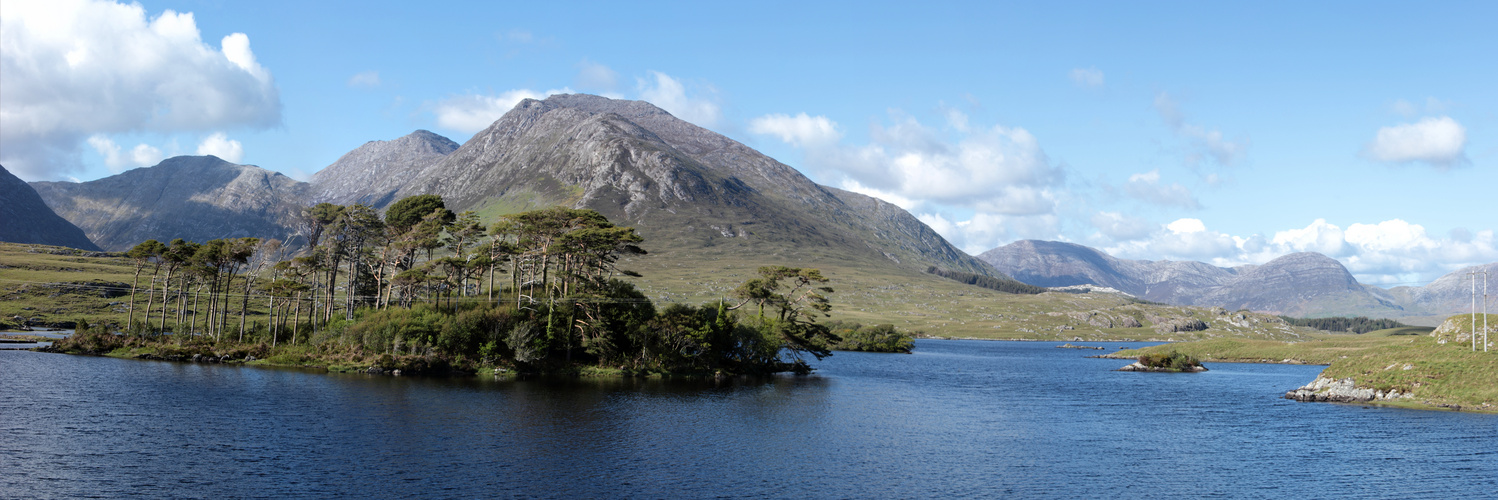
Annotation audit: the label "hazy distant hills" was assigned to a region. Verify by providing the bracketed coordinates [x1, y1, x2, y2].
[0, 165, 100, 251]
[30, 156, 307, 251]
[980, 239, 1489, 322]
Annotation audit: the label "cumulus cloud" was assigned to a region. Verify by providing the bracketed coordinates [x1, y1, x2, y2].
[1069, 67, 1104, 88]
[751, 105, 1070, 253]
[1124, 170, 1201, 209]
[748, 113, 842, 148]
[86, 135, 164, 172]
[1363, 116, 1468, 168]
[0, 0, 280, 180]
[432, 87, 573, 133]
[637, 71, 721, 128]
[195, 132, 243, 163]
[1154, 93, 1247, 169]
[347, 71, 381, 88]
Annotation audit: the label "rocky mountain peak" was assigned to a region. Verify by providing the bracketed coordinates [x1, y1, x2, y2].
[310, 130, 460, 207]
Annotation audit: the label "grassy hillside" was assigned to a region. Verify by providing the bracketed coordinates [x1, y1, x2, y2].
[1112, 323, 1497, 412]
[1, 242, 1319, 341]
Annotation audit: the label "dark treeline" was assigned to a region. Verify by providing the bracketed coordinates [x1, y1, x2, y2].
[925, 267, 1047, 295]
[1278, 316, 1408, 334]
[78, 196, 858, 374]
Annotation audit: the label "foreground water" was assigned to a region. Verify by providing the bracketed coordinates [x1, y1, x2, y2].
[2, 340, 1494, 498]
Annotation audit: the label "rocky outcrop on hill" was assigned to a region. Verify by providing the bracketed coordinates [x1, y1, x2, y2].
[1284, 377, 1409, 403]
[309, 129, 459, 207]
[0, 165, 101, 250]
[30, 156, 307, 251]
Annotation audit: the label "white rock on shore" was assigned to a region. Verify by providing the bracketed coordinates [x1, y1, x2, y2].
[1284, 377, 1409, 403]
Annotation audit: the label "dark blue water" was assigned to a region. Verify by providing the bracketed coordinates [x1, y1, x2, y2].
[2, 340, 1494, 499]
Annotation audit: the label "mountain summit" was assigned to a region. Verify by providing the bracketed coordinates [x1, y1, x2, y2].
[345, 94, 992, 275]
[309, 129, 459, 207]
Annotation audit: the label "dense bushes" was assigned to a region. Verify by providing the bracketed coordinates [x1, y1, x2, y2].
[1137, 351, 1203, 371]
[827, 322, 915, 353]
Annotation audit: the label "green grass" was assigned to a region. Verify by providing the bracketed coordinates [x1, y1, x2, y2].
[1114, 322, 1498, 412]
[3, 241, 1324, 341]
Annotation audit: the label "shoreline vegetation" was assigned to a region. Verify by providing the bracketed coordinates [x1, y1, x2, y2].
[22, 199, 915, 377]
[1108, 319, 1497, 413]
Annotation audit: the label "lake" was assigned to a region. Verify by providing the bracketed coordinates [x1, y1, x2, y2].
[2, 339, 1494, 498]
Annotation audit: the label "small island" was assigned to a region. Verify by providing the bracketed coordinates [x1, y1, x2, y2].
[1116, 351, 1207, 372]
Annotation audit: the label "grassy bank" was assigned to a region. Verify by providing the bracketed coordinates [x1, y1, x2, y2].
[1112, 328, 1497, 412]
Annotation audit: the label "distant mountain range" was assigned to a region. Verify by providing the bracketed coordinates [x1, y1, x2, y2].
[0, 164, 100, 251]
[979, 239, 1496, 324]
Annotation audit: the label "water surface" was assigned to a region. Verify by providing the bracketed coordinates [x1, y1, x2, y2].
[2, 340, 1494, 498]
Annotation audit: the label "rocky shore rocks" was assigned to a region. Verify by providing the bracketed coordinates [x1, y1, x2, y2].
[1284, 377, 1409, 403]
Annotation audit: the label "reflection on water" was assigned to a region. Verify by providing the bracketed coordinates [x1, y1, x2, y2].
[1, 340, 1494, 498]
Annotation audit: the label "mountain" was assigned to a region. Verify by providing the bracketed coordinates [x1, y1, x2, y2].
[30, 156, 308, 251]
[1192, 252, 1404, 317]
[0, 165, 101, 251]
[977, 240, 1238, 303]
[309, 129, 459, 207]
[1385, 263, 1498, 320]
[358, 94, 993, 275]
[980, 240, 1409, 317]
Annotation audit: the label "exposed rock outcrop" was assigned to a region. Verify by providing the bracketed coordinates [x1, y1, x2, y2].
[1284, 377, 1409, 403]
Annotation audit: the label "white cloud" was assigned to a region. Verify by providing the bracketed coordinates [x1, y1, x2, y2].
[1270, 218, 1349, 257]
[1363, 116, 1467, 168]
[1092, 211, 1153, 241]
[196, 132, 243, 163]
[1124, 170, 1201, 209]
[919, 212, 1061, 255]
[637, 71, 721, 128]
[347, 71, 381, 88]
[576, 59, 618, 91]
[1154, 93, 1247, 168]
[1069, 67, 1104, 88]
[0, 0, 280, 180]
[748, 113, 842, 148]
[432, 87, 573, 133]
[86, 135, 163, 172]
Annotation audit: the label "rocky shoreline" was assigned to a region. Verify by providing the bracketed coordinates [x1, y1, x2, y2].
[1284, 377, 1410, 403]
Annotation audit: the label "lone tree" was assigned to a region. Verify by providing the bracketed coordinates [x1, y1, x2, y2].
[732, 266, 841, 362]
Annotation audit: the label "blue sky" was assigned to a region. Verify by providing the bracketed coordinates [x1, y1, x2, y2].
[3, 0, 1494, 285]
